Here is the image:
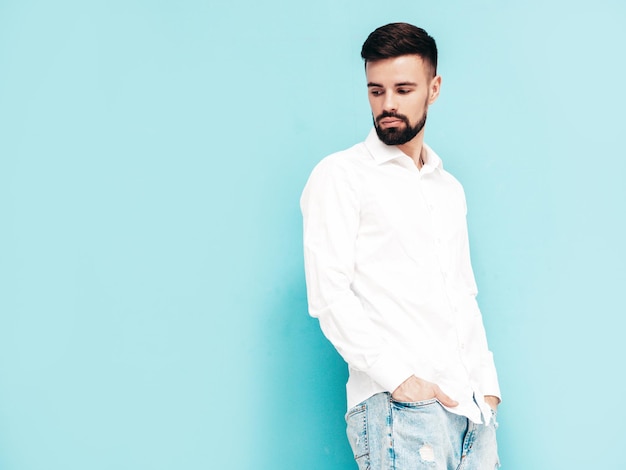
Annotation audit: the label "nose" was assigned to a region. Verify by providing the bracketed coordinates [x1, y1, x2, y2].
[383, 92, 397, 113]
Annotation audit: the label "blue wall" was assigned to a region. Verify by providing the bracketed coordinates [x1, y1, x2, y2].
[1, 1, 625, 468]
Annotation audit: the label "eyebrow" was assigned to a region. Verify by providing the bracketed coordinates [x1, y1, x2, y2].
[367, 81, 418, 88]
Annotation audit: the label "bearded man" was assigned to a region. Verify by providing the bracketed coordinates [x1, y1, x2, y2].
[301, 22, 502, 469]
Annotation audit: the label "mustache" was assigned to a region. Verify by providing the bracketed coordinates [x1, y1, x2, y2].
[375, 111, 410, 125]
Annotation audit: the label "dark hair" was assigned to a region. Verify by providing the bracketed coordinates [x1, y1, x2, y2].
[361, 23, 438, 76]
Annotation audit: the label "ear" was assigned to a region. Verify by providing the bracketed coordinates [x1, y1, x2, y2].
[428, 75, 442, 105]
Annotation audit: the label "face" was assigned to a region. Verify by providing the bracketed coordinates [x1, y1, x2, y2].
[366, 55, 441, 146]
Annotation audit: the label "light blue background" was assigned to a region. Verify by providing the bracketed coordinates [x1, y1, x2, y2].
[1, 1, 625, 469]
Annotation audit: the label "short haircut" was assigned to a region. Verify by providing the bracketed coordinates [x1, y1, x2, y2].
[361, 22, 438, 77]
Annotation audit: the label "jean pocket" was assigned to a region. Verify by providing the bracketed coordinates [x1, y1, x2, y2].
[390, 397, 439, 409]
[346, 403, 369, 467]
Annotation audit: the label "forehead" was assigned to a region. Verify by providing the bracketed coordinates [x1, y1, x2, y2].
[365, 55, 431, 84]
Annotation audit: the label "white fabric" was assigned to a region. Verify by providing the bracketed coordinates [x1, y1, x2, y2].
[301, 128, 500, 424]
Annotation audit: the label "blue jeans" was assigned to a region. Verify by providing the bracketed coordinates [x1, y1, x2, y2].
[346, 392, 500, 470]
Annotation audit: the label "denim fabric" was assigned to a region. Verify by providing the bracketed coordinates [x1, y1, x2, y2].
[346, 392, 499, 470]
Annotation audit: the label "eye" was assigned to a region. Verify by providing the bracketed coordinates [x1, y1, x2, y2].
[369, 89, 384, 96]
[397, 88, 412, 94]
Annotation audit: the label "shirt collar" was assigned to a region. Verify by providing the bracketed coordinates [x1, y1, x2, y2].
[364, 128, 444, 171]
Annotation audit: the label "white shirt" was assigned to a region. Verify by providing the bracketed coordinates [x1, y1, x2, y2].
[301, 129, 500, 424]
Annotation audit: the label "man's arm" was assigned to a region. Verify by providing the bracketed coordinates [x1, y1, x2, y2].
[301, 157, 414, 394]
[458, 189, 501, 409]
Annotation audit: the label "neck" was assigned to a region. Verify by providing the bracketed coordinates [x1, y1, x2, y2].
[398, 131, 426, 169]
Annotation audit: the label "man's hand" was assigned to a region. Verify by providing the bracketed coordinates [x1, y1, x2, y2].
[484, 395, 500, 411]
[391, 375, 458, 407]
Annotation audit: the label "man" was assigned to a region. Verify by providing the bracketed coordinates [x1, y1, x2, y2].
[301, 23, 501, 469]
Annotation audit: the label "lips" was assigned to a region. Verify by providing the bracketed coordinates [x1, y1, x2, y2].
[380, 118, 403, 127]
[376, 112, 408, 127]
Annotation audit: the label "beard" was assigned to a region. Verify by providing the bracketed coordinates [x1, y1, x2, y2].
[374, 110, 427, 146]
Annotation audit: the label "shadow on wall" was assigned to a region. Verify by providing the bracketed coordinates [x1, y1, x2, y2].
[254, 273, 355, 470]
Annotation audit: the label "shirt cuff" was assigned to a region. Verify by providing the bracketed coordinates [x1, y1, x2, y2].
[481, 354, 501, 401]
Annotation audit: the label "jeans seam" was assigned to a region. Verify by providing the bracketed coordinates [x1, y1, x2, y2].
[386, 392, 396, 470]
